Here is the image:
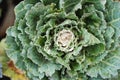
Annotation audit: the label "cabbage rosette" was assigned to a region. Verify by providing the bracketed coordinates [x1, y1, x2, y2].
[6, 0, 120, 80]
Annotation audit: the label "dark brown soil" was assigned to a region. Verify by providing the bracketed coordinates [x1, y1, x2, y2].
[0, 0, 23, 40]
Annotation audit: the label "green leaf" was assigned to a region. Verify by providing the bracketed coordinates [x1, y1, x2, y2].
[80, 28, 101, 46]
[111, 70, 120, 80]
[38, 62, 62, 76]
[85, 43, 105, 56]
[56, 57, 70, 70]
[49, 72, 60, 80]
[87, 48, 120, 79]
[24, 59, 44, 79]
[18, 19, 27, 33]
[87, 66, 99, 78]
[24, 0, 40, 4]
[27, 46, 45, 66]
[6, 36, 19, 50]
[60, 0, 105, 13]
[106, 0, 120, 49]
[84, 0, 105, 11]
[14, 1, 24, 14]
[25, 3, 43, 28]
[35, 36, 46, 47]
[106, 0, 120, 28]
[104, 27, 114, 49]
[41, 0, 59, 7]
[60, 0, 83, 13]
[100, 0, 106, 5]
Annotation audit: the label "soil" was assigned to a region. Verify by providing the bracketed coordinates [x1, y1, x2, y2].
[0, 0, 23, 40]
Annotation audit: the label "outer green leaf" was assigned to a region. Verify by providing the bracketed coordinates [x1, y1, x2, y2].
[85, 43, 105, 56]
[38, 62, 62, 76]
[60, 0, 83, 13]
[87, 48, 120, 79]
[27, 46, 45, 66]
[24, 0, 40, 4]
[41, 0, 59, 7]
[24, 59, 44, 79]
[80, 28, 101, 46]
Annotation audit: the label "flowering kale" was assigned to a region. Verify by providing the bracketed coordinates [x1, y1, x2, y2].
[6, 0, 120, 80]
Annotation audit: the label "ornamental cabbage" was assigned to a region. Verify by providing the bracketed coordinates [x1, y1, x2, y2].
[6, 0, 120, 80]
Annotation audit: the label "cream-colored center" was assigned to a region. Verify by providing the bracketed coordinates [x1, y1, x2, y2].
[57, 29, 74, 47]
